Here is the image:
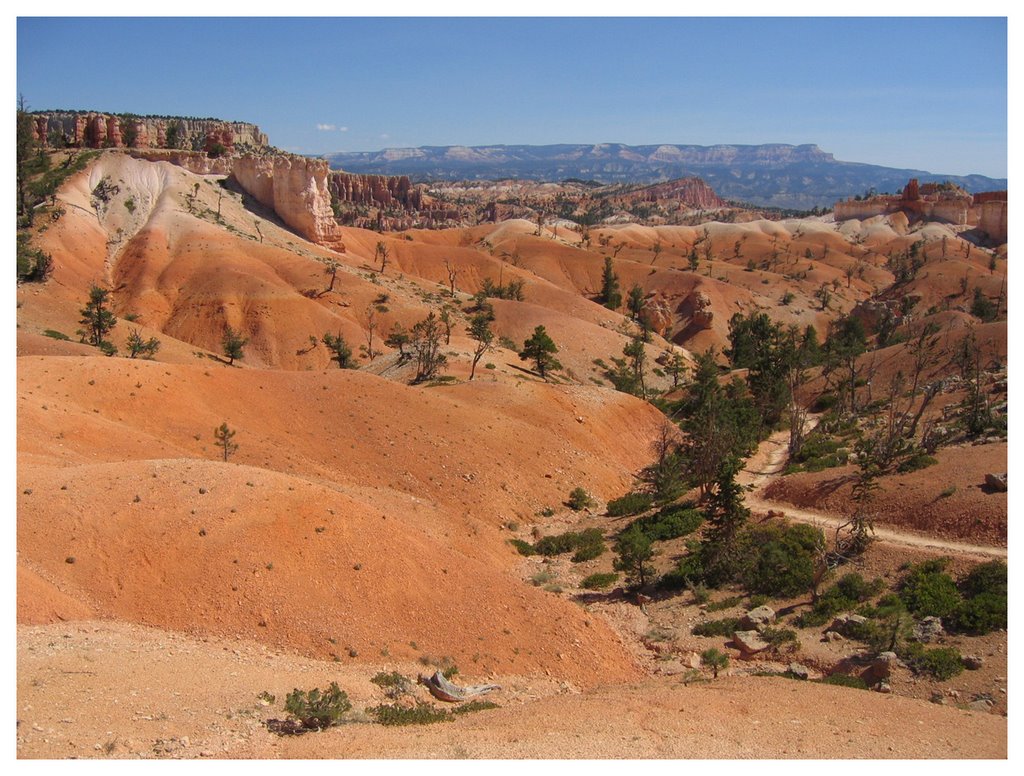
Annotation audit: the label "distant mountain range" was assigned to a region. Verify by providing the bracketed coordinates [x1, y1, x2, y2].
[322, 143, 1006, 210]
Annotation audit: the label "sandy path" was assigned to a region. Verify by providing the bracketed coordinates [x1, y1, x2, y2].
[739, 425, 1007, 560]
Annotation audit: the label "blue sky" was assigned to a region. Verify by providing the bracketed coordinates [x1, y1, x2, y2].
[16, 16, 1008, 177]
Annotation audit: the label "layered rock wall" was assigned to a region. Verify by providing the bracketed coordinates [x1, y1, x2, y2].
[33, 112, 268, 152]
[232, 155, 345, 251]
[834, 178, 1007, 241]
[128, 149, 235, 176]
[329, 172, 423, 210]
[977, 200, 1008, 244]
[629, 177, 728, 210]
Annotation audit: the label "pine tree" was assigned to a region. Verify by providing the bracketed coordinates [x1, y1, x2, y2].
[599, 257, 621, 310]
[384, 324, 411, 363]
[78, 285, 118, 348]
[322, 331, 355, 368]
[126, 328, 160, 359]
[468, 313, 494, 381]
[613, 524, 654, 590]
[519, 325, 561, 379]
[222, 325, 248, 366]
[626, 284, 645, 322]
[214, 422, 238, 462]
[411, 311, 447, 382]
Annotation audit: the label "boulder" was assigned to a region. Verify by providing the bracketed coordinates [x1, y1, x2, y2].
[823, 630, 845, 643]
[860, 651, 898, 686]
[830, 613, 868, 637]
[963, 655, 985, 670]
[787, 663, 810, 680]
[731, 630, 769, 657]
[913, 616, 944, 643]
[984, 472, 1008, 492]
[740, 605, 776, 631]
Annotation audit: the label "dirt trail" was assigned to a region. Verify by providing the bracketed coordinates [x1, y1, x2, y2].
[739, 425, 1007, 560]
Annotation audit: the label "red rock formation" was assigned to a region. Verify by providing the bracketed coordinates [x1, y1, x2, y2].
[329, 172, 423, 210]
[835, 178, 974, 227]
[629, 177, 727, 210]
[978, 200, 1008, 244]
[31, 112, 268, 153]
[205, 127, 235, 155]
[973, 191, 1007, 205]
[638, 296, 674, 338]
[33, 116, 48, 145]
[232, 154, 345, 252]
[128, 149, 235, 176]
[86, 115, 107, 147]
[105, 117, 122, 147]
[679, 290, 714, 330]
[132, 118, 149, 148]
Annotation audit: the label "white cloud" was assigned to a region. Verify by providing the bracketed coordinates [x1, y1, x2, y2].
[316, 123, 337, 131]
[339, 126, 349, 132]
[380, 133, 390, 140]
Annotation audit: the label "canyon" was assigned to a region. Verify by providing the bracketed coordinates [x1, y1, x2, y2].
[15, 113, 1009, 761]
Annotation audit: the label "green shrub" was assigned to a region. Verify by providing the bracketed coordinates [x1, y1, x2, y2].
[951, 593, 1007, 635]
[17, 233, 53, 283]
[283, 683, 352, 730]
[567, 487, 596, 511]
[581, 572, 619, 590]
[701, 647, 729, 677]
[532, 527, 605, 562]
[796, 573, 886, 627]
[571, 540, 606, 563]
[760, 627, 798, 647]
[369, 702, 451, 726]
[42, 329, 70, 341]
[948, 562, 1007, 634]
[787, 430, 848, 472]
[509, 538, 535, 556]
[630, 503, 703, 542]
[821, 674, 868, 690]
[692, 617, 740, 638]
[899, 559, 962, 618]
[370, 671, 409, 689]
[897, 451, 938, 473]
[738, 522, 823, 599]
[959, 560, 1007, 599]
[606, 492, 653, 517]
[533, 533, 578, 556]
[900, 644, 964, 680]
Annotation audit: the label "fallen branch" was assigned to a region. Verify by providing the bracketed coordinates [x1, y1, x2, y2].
[417, 671, 500, 703]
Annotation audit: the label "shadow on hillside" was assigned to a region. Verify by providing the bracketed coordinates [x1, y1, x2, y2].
[798, 473, 857, 503]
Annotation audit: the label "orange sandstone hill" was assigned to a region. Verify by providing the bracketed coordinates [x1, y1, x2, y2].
[16, 146, 1008, 759]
